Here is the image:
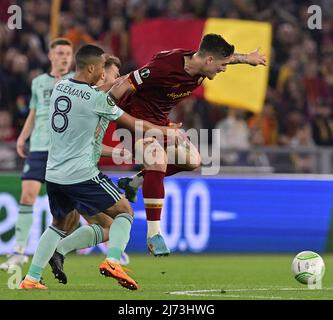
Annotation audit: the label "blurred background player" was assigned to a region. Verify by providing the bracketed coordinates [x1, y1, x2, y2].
[0, 38, 74, 271]
[111, 33, 266, 256]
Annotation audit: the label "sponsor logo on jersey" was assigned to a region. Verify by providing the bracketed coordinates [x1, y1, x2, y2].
[107, 95, 115, 106]
[167, 91, 192, 100]
[140, 68, 150, 78]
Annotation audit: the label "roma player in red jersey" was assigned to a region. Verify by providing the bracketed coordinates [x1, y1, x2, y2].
[110, 34, 266, 256]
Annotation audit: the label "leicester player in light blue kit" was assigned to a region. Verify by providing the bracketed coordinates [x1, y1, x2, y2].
[19, 45, 179, 290]
[0, 38, 73, 271]
[48, 55, 130, 285]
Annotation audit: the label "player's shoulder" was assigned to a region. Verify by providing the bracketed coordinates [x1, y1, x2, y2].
[55, 77, 70, 86]
[155, 48, 195, 60]
[153, 49, 195, 71]
[94, 89, 113, 102]
[91, 85, 104, 93]
[89, 85, 105, 98]
[62, 78, 95, 90]
[62, 71, 75, 79]
[31, 73, 50, 84]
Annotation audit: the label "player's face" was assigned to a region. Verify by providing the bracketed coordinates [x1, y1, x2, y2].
[49, 45, 73, 74]
[97, 64, 120, 86]
[104, 64, 120, 84]
[202, 55, 232, 80]
[90, 56, 106, 85]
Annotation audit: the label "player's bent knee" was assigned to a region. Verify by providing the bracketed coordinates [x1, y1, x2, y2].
[51, 217, 69, 232]
[144, 145, 167, 172]
[85, 213, 113, 229]
[113, 198, 134, 217]
[64, 210, 81, 234]
[136, 137, 167, 169]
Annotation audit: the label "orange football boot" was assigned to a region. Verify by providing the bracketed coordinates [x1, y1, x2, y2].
[99, 259, 138, 290]
[19, 278, 47, 290]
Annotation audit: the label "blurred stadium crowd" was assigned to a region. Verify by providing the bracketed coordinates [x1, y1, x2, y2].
[0, 0, 333, 171]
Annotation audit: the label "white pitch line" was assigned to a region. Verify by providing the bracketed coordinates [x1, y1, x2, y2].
[225, 287, 333, 292]
[166, 287, 333, 298]
[174, 293, 285, 300]
[221, 295, 285, 300]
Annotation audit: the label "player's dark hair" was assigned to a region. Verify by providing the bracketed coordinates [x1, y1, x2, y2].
[105, 55, 121, 69]
[49, 38, 73, 50]
[75, 44, 105, 69]
[198, 34, 235, 58]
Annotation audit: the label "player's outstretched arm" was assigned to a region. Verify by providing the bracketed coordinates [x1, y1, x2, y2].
[16, 109, 36, 158]
[96, 75, 128, 94]
[115, 112, 182, 136]
[109, 75, 135, 100]
[229, 48, 266, 66]
[101, 144, 132, 160]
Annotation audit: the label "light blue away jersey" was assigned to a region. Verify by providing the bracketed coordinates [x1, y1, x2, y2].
[29, 72, 74, 151]
[46, 78, 124, 184]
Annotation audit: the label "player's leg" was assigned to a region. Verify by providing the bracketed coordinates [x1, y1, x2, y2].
[70, 172, 137, 289]
[16, 180, 41, 250]
[55, 212, 130, 264]
[48, 172, 137, 290]
[49, 212, 107, 285]
[118, 135, 201, 197]
[117, 170, 144, 203]
[133, 138, 171, 256]
[119, 138, 170, 256]
[0, 181, 41, 271]
[55, 212, 109, 257]
[20, 215, 75, 290]
[19, 182, 76, 289]
[49, 211, 131, 283]
[47, 210, 81, 284]
[98, 196, 138, 290]
[0, 152, 48, 271]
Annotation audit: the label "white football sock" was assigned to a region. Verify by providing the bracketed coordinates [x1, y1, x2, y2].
[129, 173, 144, 188]
[147, 221, 161, 238]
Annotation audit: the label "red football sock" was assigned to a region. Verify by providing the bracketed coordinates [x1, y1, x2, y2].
[165, 164, 184, 177]
[143, 170, 165, 221]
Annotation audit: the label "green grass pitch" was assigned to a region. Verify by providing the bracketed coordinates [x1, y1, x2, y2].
[0, 254, 332, 300]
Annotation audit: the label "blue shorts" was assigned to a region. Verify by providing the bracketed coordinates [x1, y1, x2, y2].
[21, 151, 48, 183]
[46, 172, 122, 219]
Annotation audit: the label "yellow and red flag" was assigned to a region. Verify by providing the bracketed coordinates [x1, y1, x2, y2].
[130, 18, 272, 113]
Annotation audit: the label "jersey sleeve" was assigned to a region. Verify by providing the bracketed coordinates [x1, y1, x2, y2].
[29, 78, 38, 109]
[128, 54, 169, 90]
[94, 91, 124, 121]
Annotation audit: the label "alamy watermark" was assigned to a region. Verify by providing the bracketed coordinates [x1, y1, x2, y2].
[307, 276, 323, 290]
[5, 4, 323, 31]
[106, 122, 224, 176]
[307, 5, 322, 30]
[7, 5, 22, 30]
[7, 266, 22, 289]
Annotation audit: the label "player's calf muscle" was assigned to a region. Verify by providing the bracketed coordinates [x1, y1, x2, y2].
[104, 198, 134, 218]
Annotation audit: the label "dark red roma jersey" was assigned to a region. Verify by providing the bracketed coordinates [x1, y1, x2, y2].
[120, 49, 205, 126]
